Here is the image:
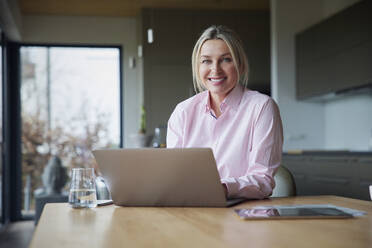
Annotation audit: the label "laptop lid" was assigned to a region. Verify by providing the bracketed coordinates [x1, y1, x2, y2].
[93, 148, 240, 207]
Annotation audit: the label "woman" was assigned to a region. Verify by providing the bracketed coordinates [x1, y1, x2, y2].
[166, 25, 283, 199]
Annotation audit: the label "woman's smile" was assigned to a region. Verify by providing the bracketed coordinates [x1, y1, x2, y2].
[208, 76, 227, 85]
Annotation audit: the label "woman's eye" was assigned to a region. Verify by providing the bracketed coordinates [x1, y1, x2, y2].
[201, 59, 211, 64]
[223, 57, 232, 62]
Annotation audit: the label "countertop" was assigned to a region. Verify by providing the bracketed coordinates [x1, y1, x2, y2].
[283, 150, 372, 156]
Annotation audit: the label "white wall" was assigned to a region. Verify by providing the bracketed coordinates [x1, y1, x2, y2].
[271, 0, 371, 151]
[22, 15, 141, 147]
[325, 95, 372, 150]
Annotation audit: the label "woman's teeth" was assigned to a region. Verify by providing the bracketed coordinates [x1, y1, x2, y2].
[209, 77, 226, 82]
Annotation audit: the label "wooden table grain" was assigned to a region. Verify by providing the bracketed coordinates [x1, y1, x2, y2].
[29, 196, 372, 248]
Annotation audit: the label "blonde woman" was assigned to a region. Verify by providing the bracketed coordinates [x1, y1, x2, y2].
[167, 26, 283, 199]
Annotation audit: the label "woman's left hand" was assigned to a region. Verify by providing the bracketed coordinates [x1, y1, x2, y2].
[222, 183, 228, 198]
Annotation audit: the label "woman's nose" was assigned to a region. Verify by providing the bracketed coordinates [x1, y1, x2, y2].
[211, 61, 221, 72]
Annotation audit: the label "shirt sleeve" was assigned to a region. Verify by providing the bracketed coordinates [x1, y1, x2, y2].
[166, 104, 184, 148]
[221, 98, 283, 199]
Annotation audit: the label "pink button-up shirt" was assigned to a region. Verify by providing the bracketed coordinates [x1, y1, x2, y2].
[166, 85, 283, 199]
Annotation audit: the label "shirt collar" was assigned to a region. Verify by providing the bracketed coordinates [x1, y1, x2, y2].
[204, 91, 212, 113]
[204, 84, 244, 113]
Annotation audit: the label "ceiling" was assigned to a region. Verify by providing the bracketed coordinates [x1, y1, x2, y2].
[19, 0, 269, 17]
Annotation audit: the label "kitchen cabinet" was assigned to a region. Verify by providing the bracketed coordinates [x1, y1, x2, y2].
[282, 153, 372, 200]
[351, 157, 372, 200]
[295, 0, 372, 100]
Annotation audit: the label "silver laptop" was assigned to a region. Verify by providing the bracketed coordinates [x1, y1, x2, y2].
[92, 148, 245, 207]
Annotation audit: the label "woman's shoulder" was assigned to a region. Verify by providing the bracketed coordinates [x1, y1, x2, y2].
[240, 89, 280, 117]
[242, 89, 273, 106]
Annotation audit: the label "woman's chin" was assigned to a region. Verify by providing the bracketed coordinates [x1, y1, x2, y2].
[210, 80, 225, 87]
[207, 86, 223, 93]
[206, 81, 226, 89]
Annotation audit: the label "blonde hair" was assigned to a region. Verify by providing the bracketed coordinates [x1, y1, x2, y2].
[191, 25, 249, 93]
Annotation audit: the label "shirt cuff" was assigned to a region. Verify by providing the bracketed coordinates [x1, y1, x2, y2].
[221, 177, 238, 198]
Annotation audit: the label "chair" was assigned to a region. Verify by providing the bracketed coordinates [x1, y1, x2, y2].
[271, 165, 296, 197]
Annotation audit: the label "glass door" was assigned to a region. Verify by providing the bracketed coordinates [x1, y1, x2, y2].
[20, 46, 121, 216]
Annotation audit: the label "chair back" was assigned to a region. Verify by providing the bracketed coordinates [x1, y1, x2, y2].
[272, 165, 296, 197]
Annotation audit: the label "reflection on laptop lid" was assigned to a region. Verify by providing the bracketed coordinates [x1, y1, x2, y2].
[93, 148, 245, 207]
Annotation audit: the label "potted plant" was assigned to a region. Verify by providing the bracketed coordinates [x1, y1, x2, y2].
[139, 105, 146, 135]
[130, 106, 149, 147]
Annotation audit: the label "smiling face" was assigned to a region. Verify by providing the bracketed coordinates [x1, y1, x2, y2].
[198, 39, 238, 101]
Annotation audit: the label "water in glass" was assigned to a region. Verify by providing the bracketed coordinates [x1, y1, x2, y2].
[69, 168, 97, 208]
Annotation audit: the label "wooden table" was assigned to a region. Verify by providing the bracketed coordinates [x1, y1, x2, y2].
[30, 196, 372, 248]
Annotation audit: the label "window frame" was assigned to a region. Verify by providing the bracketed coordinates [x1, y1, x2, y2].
[0, 31, 5, 227]
[7, 42, 124, 220]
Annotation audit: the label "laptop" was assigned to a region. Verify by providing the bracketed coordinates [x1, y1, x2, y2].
[92, 148, 245, 207]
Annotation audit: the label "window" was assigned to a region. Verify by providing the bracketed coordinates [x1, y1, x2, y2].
[20, 46, 121, 215]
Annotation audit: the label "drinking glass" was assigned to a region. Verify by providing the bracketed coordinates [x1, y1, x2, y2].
[69, 168, 97, 208]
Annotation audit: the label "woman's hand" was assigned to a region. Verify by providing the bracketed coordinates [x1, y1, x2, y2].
[222, 183, 228, 198]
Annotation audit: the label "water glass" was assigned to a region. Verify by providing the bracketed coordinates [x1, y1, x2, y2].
[69, 168, 97, 208]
